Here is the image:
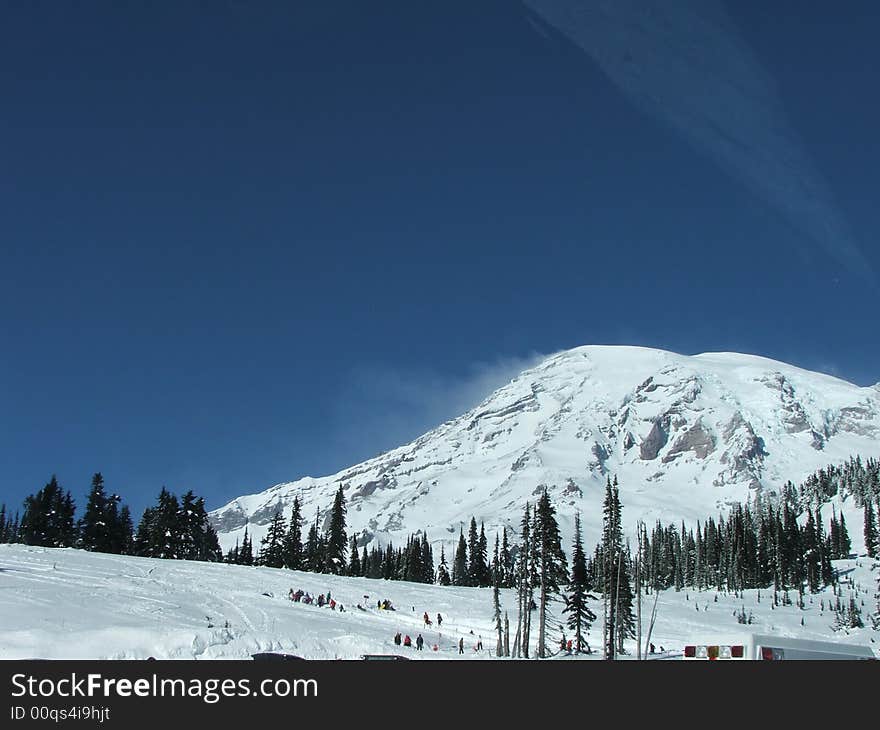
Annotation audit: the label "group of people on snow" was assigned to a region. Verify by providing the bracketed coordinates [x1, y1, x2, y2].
[394, 632, 427, 651]
[390, 610, 487, 656]
[288, 588, 344, 612]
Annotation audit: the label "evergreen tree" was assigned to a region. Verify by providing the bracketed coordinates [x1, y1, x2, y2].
[601, 477, 623, 658]
[437, 544, 451, 586]
[304, 513, 322, 572]
[846, 593, 864, 629]
[476, 522, 490, 586]
[615, 546, 636, 654]
[282, 496, 304, 570]
[325, 486, 347, 574]
[466, 517, 482, 587]
[420, 534, 434, 584]
[491, 532, 501, 587]
[114, 504, 134, 555]
[816, 507, 834, 587]
[829, 507, 842, 559]
[155, 487, 183, 559]
[452, 528, 468, 586]
[258, 509, 287, 568]
[20, 476, 77, 548]
[493, 582, 503, 657]
[515, 502, 533, 658]
[533, 488, 568, 658]
[563, 513, 597, 653]
[803, 509, 821, 593]
[403, 534, 423, 583]
[9, 511, 20, 543]
[134, 487, 183, 559]
[864, 501, 878, 559]
[133, 507, 157, 557]
[838, 512, 852, 557]
[79, 473, 113, 552]
[225, 539, 240, 564]
[500, 526, 514, 588]
[178, 490, 222, 561]
[348, 534, 361, 576]
[57, 490, 78, 548]
[240, 527, 254, 566]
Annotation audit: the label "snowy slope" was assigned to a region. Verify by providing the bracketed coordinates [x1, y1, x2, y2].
[0, 544, 875, 660]
[210, 346, 880, 555]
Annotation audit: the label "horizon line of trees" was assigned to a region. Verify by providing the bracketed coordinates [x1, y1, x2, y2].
[0, 473, 221, 561]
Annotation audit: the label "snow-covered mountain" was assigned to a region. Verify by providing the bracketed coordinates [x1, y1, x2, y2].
[210, 346, 880, 553]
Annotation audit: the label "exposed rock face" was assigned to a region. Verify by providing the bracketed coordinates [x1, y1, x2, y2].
[211, 502, 248, 533]
[210, 346, 880, 552]
[832, 404, 880, 437]
[662, 418, 715, 463]
[640, 417, 669, 460]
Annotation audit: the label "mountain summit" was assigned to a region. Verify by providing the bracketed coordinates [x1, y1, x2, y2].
[210, 346, 880, 551]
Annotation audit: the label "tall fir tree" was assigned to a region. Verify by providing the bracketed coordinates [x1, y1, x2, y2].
[282, 496, 304, 570]
[304, 513, 322, 572]
[79, 473, 113, 552]
[601, 477, 625, 658]
[452, 528, 468, 586]
[420, 534, 434, 584]
[437, 544, 451, 586]
[240, 527, 254, 566]
[838, 512, 852, 557]
[563, 513, 597, 654]
[325, 486, 348, 574]
[466, 517, 481, 587]
[533, 488, 568, 658]
[500, 526, 514, 588]
[864, 501, 878, 559]
[257, 509, 287, 568]
[178, 490, 222, 561]
[476, 523, 490, 586]
[515, 502, 535, 658]
[134, 487, 183, 559]
[493, 582, 504, 657]
[112, 504, 135, 555]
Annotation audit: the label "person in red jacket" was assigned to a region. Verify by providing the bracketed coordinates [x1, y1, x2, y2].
[403, 634, 412, 647]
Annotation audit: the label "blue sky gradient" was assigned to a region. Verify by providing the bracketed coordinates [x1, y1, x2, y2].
[1, 1, 878, 518]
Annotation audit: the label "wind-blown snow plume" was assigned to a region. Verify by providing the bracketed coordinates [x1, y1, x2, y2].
[521, 0, 872, 280]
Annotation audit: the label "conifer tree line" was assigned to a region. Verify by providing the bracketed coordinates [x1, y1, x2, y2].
[798, 456, 879, 508]
[0, 473, 221, 561]
[2, 456, 877, 632]
[633, 461, 880, 597]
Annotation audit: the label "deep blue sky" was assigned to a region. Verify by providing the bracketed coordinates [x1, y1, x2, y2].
[1, 1, 878, 519]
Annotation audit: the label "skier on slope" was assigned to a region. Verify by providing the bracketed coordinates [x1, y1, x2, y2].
[416, 634, 424, 651]
[437, 613, 442, 627]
